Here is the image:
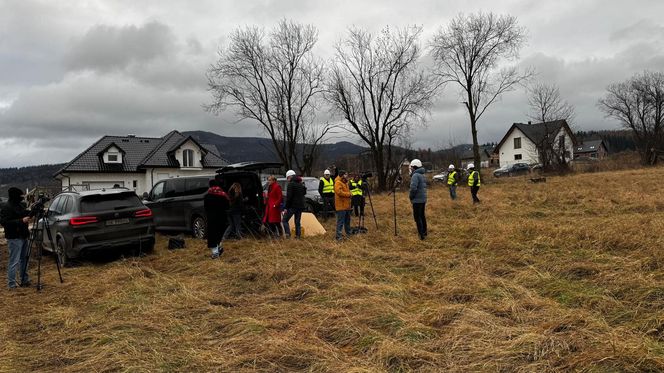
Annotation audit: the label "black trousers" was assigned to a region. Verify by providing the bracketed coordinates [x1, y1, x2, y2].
[471, 186, 481, 203]
[321, 194, 335, 218]
[352, 195, 365, 217]
[412, 202, 427, 238]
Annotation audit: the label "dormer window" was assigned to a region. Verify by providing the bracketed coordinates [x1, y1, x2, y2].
[182, 149, 194, 168]
[102, 145, 123, 164]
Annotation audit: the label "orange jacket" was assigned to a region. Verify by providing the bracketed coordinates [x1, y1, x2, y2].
[334, 176, 352, 211]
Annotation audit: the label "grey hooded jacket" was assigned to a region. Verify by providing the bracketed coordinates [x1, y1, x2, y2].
[409, 167, 427, 204]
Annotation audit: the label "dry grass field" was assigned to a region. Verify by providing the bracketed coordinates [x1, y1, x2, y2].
[1, 167, 664, 372]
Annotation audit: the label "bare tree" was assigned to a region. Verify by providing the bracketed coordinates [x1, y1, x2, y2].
[327, 26, 439, 191]
[206, 19, 331, 175]
[527, 82, 575, 124]
[599, 71, 664, 165]
[430, 12, 531, 169]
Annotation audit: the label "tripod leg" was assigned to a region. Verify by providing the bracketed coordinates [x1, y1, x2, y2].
[393, 189, 398, 236]
[43, 218, 64, 284]
[366, 189, 378, 229]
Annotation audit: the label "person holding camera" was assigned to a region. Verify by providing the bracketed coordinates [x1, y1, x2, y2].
[0, 187, 32, 289]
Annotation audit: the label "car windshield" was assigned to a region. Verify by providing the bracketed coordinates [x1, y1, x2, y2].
[80, 193, 143, 213]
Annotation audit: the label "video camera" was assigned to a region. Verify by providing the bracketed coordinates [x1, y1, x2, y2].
[361, 171, 373, 181]
[29, 194, 50, 217]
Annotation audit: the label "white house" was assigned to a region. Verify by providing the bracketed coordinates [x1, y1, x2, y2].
[494, 120, 576, 167]
[54, 130, 228, 196]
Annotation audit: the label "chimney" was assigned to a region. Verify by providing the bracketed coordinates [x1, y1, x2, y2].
[527, 121, 532, 125]
[128, 134, 136, 138]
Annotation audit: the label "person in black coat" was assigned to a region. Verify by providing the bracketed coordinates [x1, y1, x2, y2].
[204, 179, 230, 259]
[0, 187, 32, 288]
[282, 170, 306, 238]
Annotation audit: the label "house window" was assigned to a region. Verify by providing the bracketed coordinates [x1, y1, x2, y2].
[133, 180, 138, 188]
[182, 149, 194, 167]
[514, 154, 522, 160]
[558, 135, 565, 149]
[514, 137, 521, 149]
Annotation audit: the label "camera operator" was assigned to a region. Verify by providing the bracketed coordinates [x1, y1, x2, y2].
[0, 187, 32, 289]
[350, 173, 366, 218]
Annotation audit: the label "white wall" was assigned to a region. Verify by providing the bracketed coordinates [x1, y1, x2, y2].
[60, 173, 147, 195]
[497, 128, 539, 167]
[102, 146, 123, 164]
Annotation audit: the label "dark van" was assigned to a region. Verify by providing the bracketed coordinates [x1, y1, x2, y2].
[143, 162, 281, 238]
[143, 175, 214, 239]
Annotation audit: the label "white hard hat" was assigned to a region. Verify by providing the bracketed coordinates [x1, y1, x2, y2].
[448, 164, 455, 170]
[467, 163, 475, 169]
[286, 170, 296, 177]
[324, 169, 330, 175]
[410, 159, 422, 168]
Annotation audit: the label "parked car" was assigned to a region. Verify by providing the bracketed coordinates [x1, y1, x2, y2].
[432, 172, 448, 183]
[143, 162, 281, 239]
[39, 189, 155, 265]
[263, 177, 324, 214]
[493, 163, 531, 178]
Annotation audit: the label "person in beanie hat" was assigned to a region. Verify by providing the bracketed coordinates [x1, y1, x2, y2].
[204, 179, 230, 258]
[0, 187, 32, 288]
[334, 170, 352, 241]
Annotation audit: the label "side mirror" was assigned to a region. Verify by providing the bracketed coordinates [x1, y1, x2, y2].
[142, 192, 150, 201]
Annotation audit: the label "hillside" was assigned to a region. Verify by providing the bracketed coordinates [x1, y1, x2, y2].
[183, 130, 366, 165]
[1, 167, 663, 371]
[0, 164, 64, 195]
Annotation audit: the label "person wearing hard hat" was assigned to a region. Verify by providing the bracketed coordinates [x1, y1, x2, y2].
[334, 170, 353, 241]
[318, 169, 335, 220]
[409, 159, 428, 240]
[467, 163, 481, 204]
[447, 164, 458, 200]
[282, 170, 306, 238]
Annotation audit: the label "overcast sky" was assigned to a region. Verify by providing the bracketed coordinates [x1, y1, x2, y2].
[1, 0, 662, 167]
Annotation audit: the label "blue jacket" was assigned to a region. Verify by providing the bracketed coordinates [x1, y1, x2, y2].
[409, 168, 427, 204]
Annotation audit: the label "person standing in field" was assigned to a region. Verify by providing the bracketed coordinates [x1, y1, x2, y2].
[447, 164, 458, 200]
[0, 187, 32, 288]
[334, 170, 353, 241]
[263, 175, 283, 237]
[318, 169, 335, 220]
[467, 163, 481, 204]
[350, 173, 365, 218]
[223, 182, 244, 240]
[282, 170, 306, 239]
[204, 179, 229, 259]
[409, 159, 428, 240]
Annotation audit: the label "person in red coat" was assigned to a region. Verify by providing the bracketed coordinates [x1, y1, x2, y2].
[263, 175, 284, 237]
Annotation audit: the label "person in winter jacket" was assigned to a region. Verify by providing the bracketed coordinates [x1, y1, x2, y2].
[263, 175, 283, 237]
[409, 159, 428, 240]
[204, 179, 230, 259]
[223, 182, 244, 240]
[282, 170, 306, 238]
[0, 187, 32, 288]
[334, 170, 353, 241]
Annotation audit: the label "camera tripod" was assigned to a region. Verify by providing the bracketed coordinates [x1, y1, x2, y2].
[352, 180, 378, 234]
[23, 206, 64, 291]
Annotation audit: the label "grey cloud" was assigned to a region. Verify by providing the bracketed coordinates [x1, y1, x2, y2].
[64, 22, 176, 72]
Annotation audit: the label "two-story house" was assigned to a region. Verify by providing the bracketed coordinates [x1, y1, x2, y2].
[494, 120, 576, 167]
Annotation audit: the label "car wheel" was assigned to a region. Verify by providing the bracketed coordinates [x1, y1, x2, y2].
[55, 237, 68, 267]
[305, 202, 316, 214]
[192, 216, 206, 239]
[508, 172, 513, 177]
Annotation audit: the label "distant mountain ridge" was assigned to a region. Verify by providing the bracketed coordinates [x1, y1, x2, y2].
[183, 131, 367, 165]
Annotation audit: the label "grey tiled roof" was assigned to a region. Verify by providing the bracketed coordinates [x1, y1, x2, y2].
[575, 139, 604, 153]
[57, 130, 228, 174]
[514, 120, 566, 144]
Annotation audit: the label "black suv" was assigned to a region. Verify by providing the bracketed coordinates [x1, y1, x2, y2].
[40, 189, 155, 265]
[143, 162, 281, 238]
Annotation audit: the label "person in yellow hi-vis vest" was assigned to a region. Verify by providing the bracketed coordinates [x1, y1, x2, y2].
[349, 173, 365, 217]
[467, 163, 481, 204]
[318, 169, 335, 220]
[447, 164, 458, 200]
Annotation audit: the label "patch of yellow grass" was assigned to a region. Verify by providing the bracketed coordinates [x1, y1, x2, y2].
[1, 167, 664, 372]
